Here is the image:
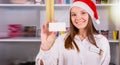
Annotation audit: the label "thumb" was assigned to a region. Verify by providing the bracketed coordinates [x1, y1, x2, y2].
[50, 32, 57, 37]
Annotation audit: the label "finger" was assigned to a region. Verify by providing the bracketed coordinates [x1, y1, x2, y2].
[41, 24, 46, 34]
[53, 19, 57, 22]
[44, 23, 48, 32]
[46, 22, 49, 33]
[51, 32, 57, 37]
[47, 32, 57, 43]
[44, 22, 49, 35]
[46, 22, 49, 30]
[46, 20, 50, 23]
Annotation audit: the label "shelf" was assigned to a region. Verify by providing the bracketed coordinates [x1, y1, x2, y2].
[55, 4, 118, 7]
[0, 4, 118, 7]
[0, 4, 45, 7]
[96, 4, 117, 6]
[0, 37, 119, 43]
[109, 40, 119, 43]
[0, 37, 41, 42]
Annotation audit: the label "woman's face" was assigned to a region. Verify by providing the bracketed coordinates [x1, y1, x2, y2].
[70, 6, 89, 30]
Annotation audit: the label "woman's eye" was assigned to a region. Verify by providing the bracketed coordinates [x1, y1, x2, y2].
[82, 12, 87, 14]
[71, 14, 76, 16]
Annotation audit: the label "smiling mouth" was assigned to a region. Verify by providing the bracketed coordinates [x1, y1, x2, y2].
[76, 21, 85, 25]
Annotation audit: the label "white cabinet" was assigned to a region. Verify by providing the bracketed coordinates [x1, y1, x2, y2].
[0, 0, 119, 65]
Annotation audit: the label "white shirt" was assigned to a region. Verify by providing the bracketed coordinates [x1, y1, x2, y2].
[36, 34, 110, 65]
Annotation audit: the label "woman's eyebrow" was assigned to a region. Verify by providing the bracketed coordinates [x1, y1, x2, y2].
[81, 9, 87, 12]
[71, 12, 76, 14]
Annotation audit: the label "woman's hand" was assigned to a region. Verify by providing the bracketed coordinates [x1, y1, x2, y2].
[40, 21, 57, 51]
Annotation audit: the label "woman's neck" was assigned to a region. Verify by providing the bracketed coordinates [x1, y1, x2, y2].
[78, 29, 87, 41]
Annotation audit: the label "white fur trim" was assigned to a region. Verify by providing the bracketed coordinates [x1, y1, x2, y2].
[71, 2, 94, 17]
[96, 19, 100, 24]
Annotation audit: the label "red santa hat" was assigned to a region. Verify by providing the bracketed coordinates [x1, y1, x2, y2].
[70, 0, 100, 24]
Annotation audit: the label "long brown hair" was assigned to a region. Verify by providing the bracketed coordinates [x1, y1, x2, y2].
[65, 13, 99, 52]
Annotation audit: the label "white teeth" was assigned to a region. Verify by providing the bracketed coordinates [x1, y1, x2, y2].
[75, 19, 85, 25]
[76, 21, 83, 24]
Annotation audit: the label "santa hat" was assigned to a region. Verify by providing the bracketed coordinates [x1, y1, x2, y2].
[70, 0, 100, 24]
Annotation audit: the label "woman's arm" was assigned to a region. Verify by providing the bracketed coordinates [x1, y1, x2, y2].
[100, 36, 110, 65]
[36, 22, 59, 65]
[35, 37, 60, 65]
[35, 33, 66, 65]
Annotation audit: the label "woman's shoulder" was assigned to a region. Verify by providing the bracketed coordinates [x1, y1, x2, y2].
[94, 34, 108, 41]
[94, 34, 109, 47]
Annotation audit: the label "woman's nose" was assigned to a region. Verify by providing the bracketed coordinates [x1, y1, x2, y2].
[76, 14, 82, 19]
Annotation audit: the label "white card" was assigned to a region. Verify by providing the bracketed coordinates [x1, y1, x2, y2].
[49, 22, 66, 31]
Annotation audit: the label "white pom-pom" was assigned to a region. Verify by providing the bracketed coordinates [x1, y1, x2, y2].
[96, 19, 100, 24]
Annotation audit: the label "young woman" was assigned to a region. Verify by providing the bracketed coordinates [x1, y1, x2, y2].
[36, 0, 110, 65]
